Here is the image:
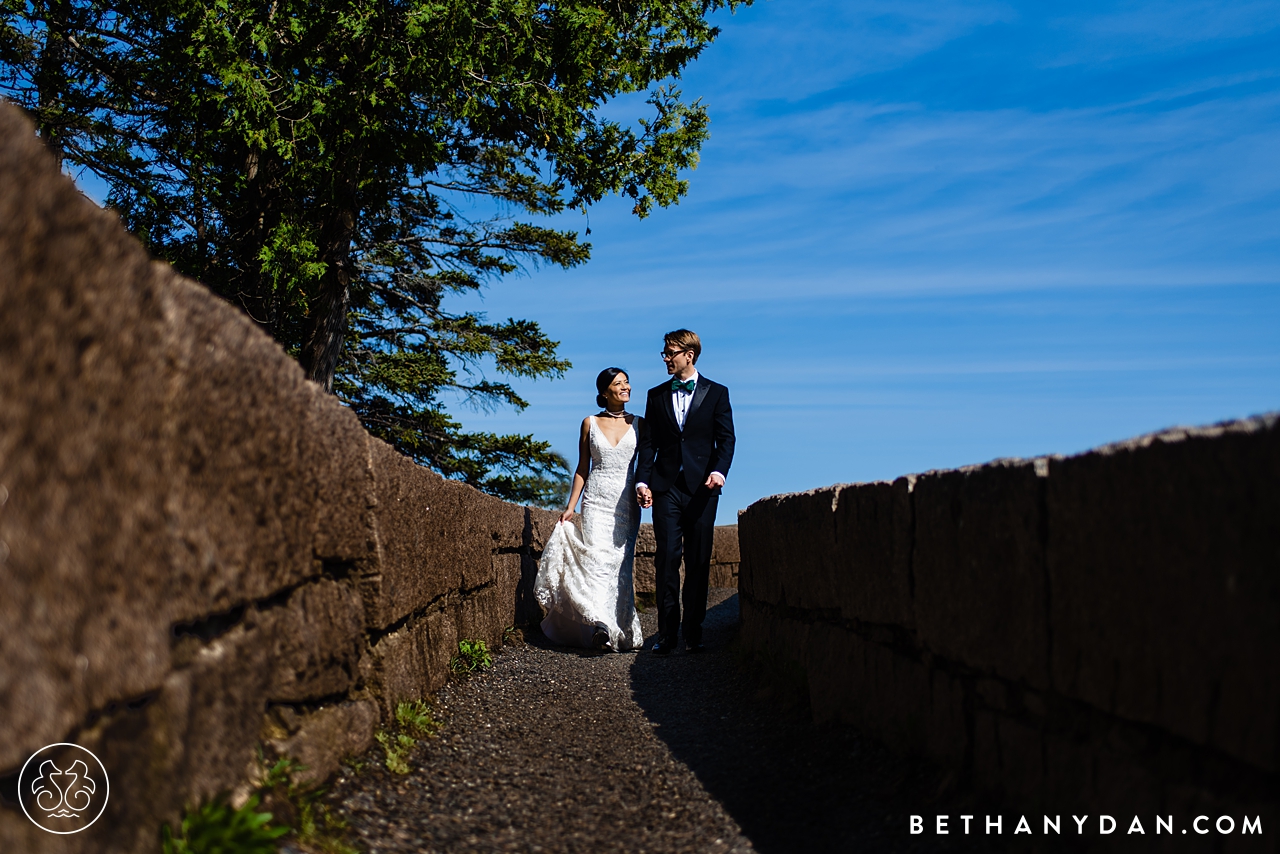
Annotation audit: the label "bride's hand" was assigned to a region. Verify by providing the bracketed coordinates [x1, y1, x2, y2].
[560, 508, 575, 523]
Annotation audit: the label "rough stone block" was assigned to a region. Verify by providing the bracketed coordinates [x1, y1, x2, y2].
[1087, 737, 1169, 825]
[48, 622, 278, 854]
[420, 607, 460, 691]
[160, 275, 322, 614]
[711, 525, 740, 564]
[368, 619, 431, 716]
[737, 597, 814, 693]
[742, 484, 909, 621]
[360, 439, 499, 628]
[168, 625, 274, 807]
[455, 584, 505, 650]
[1047, 417, 1280, 771]
[0, 105, 180, 768]
[0, 682, 189, 854]
[738, 486, 841, 608]
[368, 607, 459, 716]
[708, 563, 738, 588]
[1037, 727, 1103, 815]
[0, 812, 77, 854]
[500, 510, 557, 628]
[486, 501, 526, 554]
[1162, 782, 1278, 854]
[507, 552, 547, 627]
[912, 459, 1050, 688]
[633, 552, 657, 593]
[708, 525, 740, 589]
[257, 580, 366, 702]
[530, 506, 561, 547]
[307, 403, 377, 565]
[269, 701, 379, 786]
[634, 524, 657, 593]
[631, 523, 741, 592]
[637, 523, 657, 555]
[829, 478, 914, 626]
[804, 623, 967, 767]
[493, 552, 524, 619]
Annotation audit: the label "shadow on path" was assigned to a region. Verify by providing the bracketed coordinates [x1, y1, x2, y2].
[629, 591, 1009, 854]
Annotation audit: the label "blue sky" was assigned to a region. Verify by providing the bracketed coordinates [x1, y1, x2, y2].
[72, 1, 1280, 524]
[450, 0, 1280, 523]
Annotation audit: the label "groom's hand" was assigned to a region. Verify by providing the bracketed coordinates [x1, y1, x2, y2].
[705, 472, 725, 489]
[636, 484, 653, 508]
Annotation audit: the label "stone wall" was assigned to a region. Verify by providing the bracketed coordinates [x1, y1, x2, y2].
[0, 103, 560, 852]
[739, 415, 1279, 838]
[634, 524, 740, 593]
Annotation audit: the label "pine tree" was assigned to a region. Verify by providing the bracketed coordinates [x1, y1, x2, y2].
[1, 0, 746, 505]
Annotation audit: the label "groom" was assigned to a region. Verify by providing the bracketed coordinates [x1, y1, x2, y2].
[635, 329, 736, 654]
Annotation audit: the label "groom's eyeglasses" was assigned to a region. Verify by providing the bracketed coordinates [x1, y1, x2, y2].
[660, 348, 689, 360]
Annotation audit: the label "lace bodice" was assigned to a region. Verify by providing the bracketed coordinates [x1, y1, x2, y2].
[580, 417, 639, 537]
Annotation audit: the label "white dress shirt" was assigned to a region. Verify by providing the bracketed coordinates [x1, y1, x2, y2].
[672, 370, 698, 430]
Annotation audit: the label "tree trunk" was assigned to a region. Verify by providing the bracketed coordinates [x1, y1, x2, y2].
[222, 146, 277, 336]
[300, 167, 359, 392]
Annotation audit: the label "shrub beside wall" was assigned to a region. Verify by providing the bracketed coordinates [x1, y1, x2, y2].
[739, 415, 1279, 835]
[0, 103, 559, 853]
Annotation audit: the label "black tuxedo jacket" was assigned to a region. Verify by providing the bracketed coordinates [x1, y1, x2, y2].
[636, 375, 735, 495]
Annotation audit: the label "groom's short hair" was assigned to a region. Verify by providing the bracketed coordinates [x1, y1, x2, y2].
[664, 329, 701, 364]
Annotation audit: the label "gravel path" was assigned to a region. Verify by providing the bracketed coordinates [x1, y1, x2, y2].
[321, 591, 1009, 854]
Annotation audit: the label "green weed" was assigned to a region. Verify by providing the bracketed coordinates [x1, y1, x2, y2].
[160, 793, 288, 854]
[296, 806, 360, 854]
[395, 699, 443, 738]
[266, 757, 359, 854]
[161, 755, 361, 854]
[375, 730, 414, 775]
[375, 699, 444, 774]
[449, 638, 493, 677]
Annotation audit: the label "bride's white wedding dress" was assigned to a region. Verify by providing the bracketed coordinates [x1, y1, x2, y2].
[534, 416, 644, 651]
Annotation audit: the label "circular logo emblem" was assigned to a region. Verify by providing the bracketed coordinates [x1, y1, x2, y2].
[17, 743, 109, 834]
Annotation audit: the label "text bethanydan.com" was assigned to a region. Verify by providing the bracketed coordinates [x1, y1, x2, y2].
[910, 815, 1262, 837]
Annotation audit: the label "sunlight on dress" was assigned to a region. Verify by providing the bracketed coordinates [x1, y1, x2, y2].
[534, 417, 644, 651]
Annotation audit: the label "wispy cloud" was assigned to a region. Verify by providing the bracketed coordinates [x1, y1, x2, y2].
[66, 0, 1268, 519]
[438, 0, 1280, 514]
[1063, 1, 1280, 57]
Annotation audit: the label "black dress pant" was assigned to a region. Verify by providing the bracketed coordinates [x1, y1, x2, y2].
[652, 478, 719, 646]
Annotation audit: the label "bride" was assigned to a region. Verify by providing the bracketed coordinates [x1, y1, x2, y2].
[534, 368, 645, 651]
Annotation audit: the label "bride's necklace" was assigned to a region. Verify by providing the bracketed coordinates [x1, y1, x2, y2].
[600, 408, 629, 418]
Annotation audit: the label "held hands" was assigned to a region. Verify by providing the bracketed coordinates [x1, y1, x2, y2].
[635, 485, 653, 508]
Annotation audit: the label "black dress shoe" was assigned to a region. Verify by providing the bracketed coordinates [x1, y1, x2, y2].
[685, 642, 705, 654]
[651, 639, 672, 655]
[591, 622, 611, 650]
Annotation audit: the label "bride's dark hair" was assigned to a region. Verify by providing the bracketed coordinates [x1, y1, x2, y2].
[595, 367, 628, 409]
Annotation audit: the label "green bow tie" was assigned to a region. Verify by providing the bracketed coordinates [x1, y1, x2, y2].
[671, 378, 696, 393]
